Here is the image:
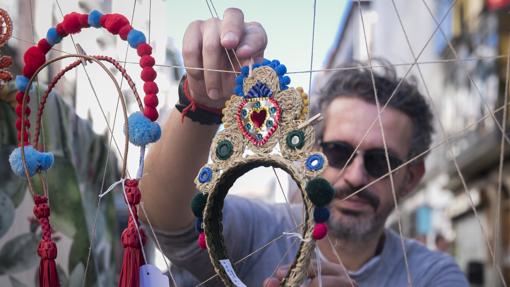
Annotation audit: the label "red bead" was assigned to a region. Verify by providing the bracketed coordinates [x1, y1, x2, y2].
[23, 46, 45, 66]
[16, 118, 30, 130]
[312, 223, 328, 240]
[144, 94, 159, 107]
[79, 13, 89, 28]
[22, 62, 39, 78]
[17, 130, 30, 142]
[137, 43, 152, 56]
[143, 106, 158, 121]
[198, 232, 206, 249]
[118, 24, 132, 40]
[62, 12, 82, 34]
[143, 82, 159, 94]
[140, 55, 155, 68]
[16, 91, 29, 103]
[103, 13, 129, 35]
[15, 105, 30, 116]
[56, 23, 68, 37]
[141, 67, 157, 82]
[37, 39, 52, 54]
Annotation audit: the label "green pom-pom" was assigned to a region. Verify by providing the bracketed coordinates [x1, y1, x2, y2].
[191, 193, 208, 218]
[305, 177, 335, 207]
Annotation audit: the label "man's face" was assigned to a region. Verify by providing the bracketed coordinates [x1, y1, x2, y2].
[320, 97, 424, 241]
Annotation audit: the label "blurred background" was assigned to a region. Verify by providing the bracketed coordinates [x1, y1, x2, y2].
[1, 0, 510, 286]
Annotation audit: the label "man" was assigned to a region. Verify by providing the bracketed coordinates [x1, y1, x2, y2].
[140, 8, 468, 287]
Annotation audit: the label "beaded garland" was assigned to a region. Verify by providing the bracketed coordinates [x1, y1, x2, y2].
[191, 59, 335, 287]
[8, 10, 162, 287]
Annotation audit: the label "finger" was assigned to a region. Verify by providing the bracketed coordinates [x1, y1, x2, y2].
[308, 275, 356, 287]
[221, 8, 244, 49]
[236, 21, 267, 59]
[262, 277, 281, 287]
[275, 265, 290, 279]
[202, 18, 223, 100]
[182, 20, 204, 81]
[308, 259, 348, 277]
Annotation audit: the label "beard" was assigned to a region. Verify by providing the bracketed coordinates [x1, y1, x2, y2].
[327, 186, 394, 242]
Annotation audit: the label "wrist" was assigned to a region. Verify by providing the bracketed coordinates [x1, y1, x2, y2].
[175, 74, 223, 125]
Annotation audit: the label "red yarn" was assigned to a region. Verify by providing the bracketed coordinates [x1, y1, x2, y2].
[143, 82, 159, 94]
[79, 14, 89, 28]
[136, 43, 152, 56]
[16, 92, 30, 103]
[140, 67, 156, 82]
[24, 46, 45, 67]
[23, 61, 40, 78]
[62, 12, 82, 34]
[139, 55, 155, 68]
[16, 119, 30, 130]
[37, 39, 52, 54]
[119, 25, 132, 40]
[15, 105, 30, 116]
[198, 232, 206, 249]
[144, 106, 158, 121]
[143, 94, 158, 107]
[17, 130, 29, 142]
[55, 23, 68, 37]
[118, 179, 145, 287]
[312, 223, 328, 240]
[103, 14, 129, 35]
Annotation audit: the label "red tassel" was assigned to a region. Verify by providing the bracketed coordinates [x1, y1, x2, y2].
[118, 179, 145, 287]
[33, 195, 60, 287]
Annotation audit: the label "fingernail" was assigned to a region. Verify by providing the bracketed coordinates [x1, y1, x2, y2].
[276, 267, 288, 277]
[238, 44, 253, 55]
[208, 89, 219, 100]
[222, 32, 239, 44]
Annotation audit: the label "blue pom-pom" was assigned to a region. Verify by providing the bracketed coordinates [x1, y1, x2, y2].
[9, 146, 42, 177]
[39, 152, 54, 170]
[46, 27, 62, 46]
[241, 66, 249, 76]
[275, 64, 287, 75]
[271, 59, 280, 66]
[262, 59, 271, 65]
[235, 75, 244, 85]
[127, 29, 146, 48]
[126, 111, 161, 146]
[313, 207, 330, 223]
[88, 10, 103, 28]
[15, 76, 29, 92]
[281, 75, 291, 86]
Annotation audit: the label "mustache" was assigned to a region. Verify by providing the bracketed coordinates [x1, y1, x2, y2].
[336, 186, 380, 210]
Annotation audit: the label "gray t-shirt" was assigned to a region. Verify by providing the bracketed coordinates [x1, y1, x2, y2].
[154, 195, 468, 286]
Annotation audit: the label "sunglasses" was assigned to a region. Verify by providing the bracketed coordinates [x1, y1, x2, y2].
[319, 140, 404, 178]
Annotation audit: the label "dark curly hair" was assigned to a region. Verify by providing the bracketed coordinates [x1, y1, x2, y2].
[310, 60, 434, 160]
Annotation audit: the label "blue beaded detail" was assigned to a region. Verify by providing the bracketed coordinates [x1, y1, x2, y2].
[266, 120, 273, 127]
[306, 154, 325, 171]
[241, 109, 248, 118]
[198, 167, 213, 183]
[246, 82, 273, 99]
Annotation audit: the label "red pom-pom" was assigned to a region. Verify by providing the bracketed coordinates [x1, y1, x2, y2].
[23, 62, 39, 78]
[137, 43, 152, 56]
[37, 39, 52, 54]
[143, 106, 158, 121]
[16, 118, 31, 130]
[103, 13, 129, 35]
[143, 82, 159, 94]
[17, 130, 30, 142]
[56, 23, 68, 37]
[24, 46, 45, 66]
[140, 55, 155, 68]
[100, 14, 108, 27]
[16, 92, 30, 103]
[141, 67, 157, 82]
[312, 223, 328, 240]
[198, 232, 206, 249]
[79, 13, 89, 28]
[62, 12, 82, 34]
[144, 94, 159, 107]
[119, 25, 132, 40]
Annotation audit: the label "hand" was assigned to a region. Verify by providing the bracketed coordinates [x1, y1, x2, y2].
[263, 261, 357, 287]
[182, 8, 267, 108]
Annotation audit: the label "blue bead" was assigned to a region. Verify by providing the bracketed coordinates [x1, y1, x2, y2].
[245, 123, 251, 130]
[254, 101, 260, 108]
[266, 120, 273, 127]
[306, 154, 325, 171]
[198, 167, 213, 183]
[256, 134, 263, 140]
[88, 10, 103, 28]
[127, 29, 146, 48]
[270, 107, 277, 114]
[46, 27, 62, 46]
[241, 109, 248, 118]
[313, 207, 330, 223]
[15, 75, 29, 92]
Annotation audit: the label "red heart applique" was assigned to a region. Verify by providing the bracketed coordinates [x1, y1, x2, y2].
[250, 109, 267, 128]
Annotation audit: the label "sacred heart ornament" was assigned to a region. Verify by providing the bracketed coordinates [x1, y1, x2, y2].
[237, 98, 281, 146]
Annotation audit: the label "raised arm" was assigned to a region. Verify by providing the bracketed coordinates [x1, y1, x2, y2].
[140, 8, 267, 231]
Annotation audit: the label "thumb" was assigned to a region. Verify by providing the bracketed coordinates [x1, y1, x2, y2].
[263, 277, 281, 287]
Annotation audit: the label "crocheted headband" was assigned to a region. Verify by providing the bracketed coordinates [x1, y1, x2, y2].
[8, 10, 161, 287]
[191, 60, 335, 287]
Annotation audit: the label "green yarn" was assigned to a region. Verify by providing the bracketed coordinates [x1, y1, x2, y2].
[305, 177, 335, 207]
[216, 140, 234, 160]
[191, 192, 208, 218]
